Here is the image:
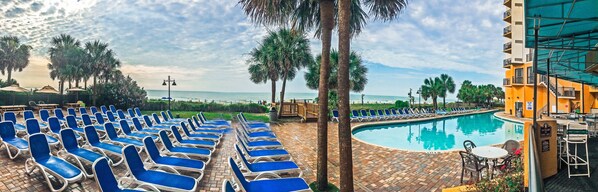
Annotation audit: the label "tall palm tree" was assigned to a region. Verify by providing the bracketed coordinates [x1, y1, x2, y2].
[336, 1, 408, 190]
[247, 37, 281, 104]
[84, 40, 111, 88]
[0, 36, 32, 83]
[421, 77, 443, 109]
[438, 74, 455, 108]
[48, 34, 82, 94]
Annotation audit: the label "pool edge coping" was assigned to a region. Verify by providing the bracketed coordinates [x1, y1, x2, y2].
[350, 109, 521, 153]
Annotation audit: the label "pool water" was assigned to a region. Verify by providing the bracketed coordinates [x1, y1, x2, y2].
[352, 112, 523, 152]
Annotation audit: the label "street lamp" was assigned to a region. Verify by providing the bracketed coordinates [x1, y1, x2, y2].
[162, 76, 176, 110]
[361, 93, 365, 105]
[416, 88, 422, 109]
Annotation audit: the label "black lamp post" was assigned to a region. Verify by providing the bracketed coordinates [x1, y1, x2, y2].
[416, 88, 422, 109]
[162, 76, 176, 110]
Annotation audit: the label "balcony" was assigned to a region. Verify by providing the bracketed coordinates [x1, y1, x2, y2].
[559, 87, 575, 97]
[503, 78, 511, 86]
[503, 42, 512, 53]
[527, 76, 535, 84]
[503, 58, 512, 68]
[590, 86, 598, 92]
[503, 9, 512, 22]
[504, 0, 511, 7]
[512, 76, 524, 85]
[503, 25, 512, 38]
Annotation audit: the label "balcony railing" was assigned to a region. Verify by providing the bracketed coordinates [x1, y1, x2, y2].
[503, 78, 511, 86]
[512, 76, 524, 84]
[503, 58, 512, 67]
[559, 87, 575, 97]
[527, 76, 535, 84]
[504, 0, 511, 6]
[504, 9, 511, 21]
[503, 25, 512, 36]
[504, 42, 512, 52]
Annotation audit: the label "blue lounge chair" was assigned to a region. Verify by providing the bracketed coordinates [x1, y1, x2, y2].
[161, 111, 182, 124]
[234, 144, 302, 177]
[132, 117, 161, 135]
[187, 118, 225, 135]
[67, 108, 82, 121]
[25, 133, 84, 192]
[0, 121, 29, 159]
[235, 142, 290, 161]
[100, 105, 109, 114]
[3, 112, 27, 133]
[134, 107, 143, 117]
[331, 109, 340, 122]
[143, 115, 170, 130]
[170, 126, 217, 149]
[117, 110, 135, 125]
[81, 114, 106, 133]
[385, 109, 398, 120]
[237, 123, 276, 141]
[360, 109, 372, 121]
[158, 130, 212, 160]
[239, 112, 268, 126]
[368, 109, 381, 121]
[390, 109, 402, 119]
[199, 112, 231, 127]
[84, 126, 124, 166]
[222, 180, 236, 192]
[39, 109, 52, 123]
[25, 119, 60, 148]
[54, 108, 67, 121]
[121, 145, 199, 191]
[109, 105, 118, 113]
[91, 106, 107, 119]
[66, 115, 86, 135]
[228, 157, 310, 192]
[143, 137, 206, 178]
[236, 115, 270, 133]
[106, 111, 125, 126]
[151, 113, 175, 128]
[236, 133, 282, 150]
[24, 110, 48, 129]
[96, 112, 120, 129]
[59, 128, 105, 178]
[119, 120, 158, 141]
[180, 122, 221, 141]
[127, 108, 137, 118]
[167, 110, 187, 123]
[104, 123, 144, 148]
[377, 109, 391, 120]
[190, 115, 220, 129]
[351, 110, 363, 122]
[92, 158, 144, 192]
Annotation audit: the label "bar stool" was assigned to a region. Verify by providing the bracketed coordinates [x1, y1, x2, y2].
[559, 122, 591, 178]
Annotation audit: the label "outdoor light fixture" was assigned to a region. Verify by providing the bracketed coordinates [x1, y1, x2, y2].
[162, 76, 177, 110]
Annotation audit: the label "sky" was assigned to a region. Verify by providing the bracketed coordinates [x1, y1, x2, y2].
[0, 0, 506, 99]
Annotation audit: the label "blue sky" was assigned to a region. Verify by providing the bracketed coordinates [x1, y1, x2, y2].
[1, 0, 506, 99]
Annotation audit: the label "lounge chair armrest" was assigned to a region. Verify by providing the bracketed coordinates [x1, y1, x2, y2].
[252, 157, 275, 163]
[118, 177, 160, 192]
[254, 172, 282, 180]
[151, 164, 181, 175]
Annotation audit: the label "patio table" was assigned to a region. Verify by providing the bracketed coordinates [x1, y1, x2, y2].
[64, 103, 81, 110]
[37, 104, 59, 110]
[472, 146, 508, 179]
[0, 105, 27, 115]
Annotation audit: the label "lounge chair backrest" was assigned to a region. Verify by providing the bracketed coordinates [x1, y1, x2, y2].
[167, 110, 174, 119]
[377, 109, 384, 116]
[463, 140, 477, 152]
[143, 115, 154, 127]
[369, 110, 377, 116]
[196, 114, 207, 124]
[82, 114, 93, 126]
[228, 158, 249, 188]
[90, 106, 99, 114]
[4, 112, 16, 123]
[80, 108, 88, 115]
[24, 110, 35, 120]
[161, 111, 169, 121]
[104, 123, 119, 140]
[192, 116, 202, 126]
[119, 120, 132, 135]
[0, 121, 17, 140]
[234, 144, 251, 168]
[67, 108, 77, 116]
[95, 113, 106, 124]
[60, 128, 79, 152]
[159, 130, 175, 150]
[360, 110, 368, 116]
[106, 112, 117, 122]
[93, 158, 120, 192]
[152, 113, 162, 124]
[134, 108, 142, 117]
[385, 109, 392, 116]
[84, 126, 101, 146]
[48, 117, 62, 134]
[223, 180, 236, 192]
[66, 116, 78, 129]
[187, 119, 198, 131]
[143, 137, 161, 161]
[352, 110, 360, 117]
[332, 110, 339, 118]
[117, 110, 127, 120]
[54, 108, 65, 119]
[109, 105, 117, 113]
[127, 108, 136, 118]
[170, 126, 184, 142]
[122, 145, 145, 178]
[180, 122, 193, 136]
[132, 118, 144, 131]
[236, 135, 252, 152]
[29, 133, 50, 161]
[100, 106, 108, 114]
[26, 119, 42, 134]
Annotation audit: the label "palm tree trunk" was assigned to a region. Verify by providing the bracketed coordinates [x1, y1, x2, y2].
[75, 79, 79, 88]
[93, 75, 97, 106]
[271, 80, 276, 104]
[443, 97, 446, 108]
[337, 0, 354, 191]
[278, 67, 289, 117]
[6, 68, 12, 84]
[316, 0, 334, 190]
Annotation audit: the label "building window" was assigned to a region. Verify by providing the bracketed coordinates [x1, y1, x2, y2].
[527, 67, 534, 84]
[515, 21, 523, 25]
[514, 68, 524, 84]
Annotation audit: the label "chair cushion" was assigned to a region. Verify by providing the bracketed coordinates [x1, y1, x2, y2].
[246, 178, 308, 192]
[69, 148, 103, 162]
[154, 156, 204, 170]
[193, 129, 224, 134]
[37, 156, 82, 179]
[247, 140, 281, 147]
[45, 135, 59, 144]
[112, 138, 143, 146]
[135, 170, 196, 191]
[180, 139, 215, 147]
[14, 124, 27, 131]
[187, 133, 219, 139]
[247, 149, 288, 157]
[128, 133, 157, 140]
[248, 161, 299, 172]
[71, 127, 86, 134]
[3, 138, 29, 149]
[247, 132, 275, 138]
[94, 143, 123, 154]
[170, 147, 210, 156]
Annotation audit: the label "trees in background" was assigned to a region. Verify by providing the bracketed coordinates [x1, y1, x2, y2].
[0, 36, 31, 84]
[421, 77, 443, 109]
[457, 80, 504, 107]
[438, 74, 455, 108]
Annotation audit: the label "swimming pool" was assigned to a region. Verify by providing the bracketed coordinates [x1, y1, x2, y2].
[352, 111, 523, 152]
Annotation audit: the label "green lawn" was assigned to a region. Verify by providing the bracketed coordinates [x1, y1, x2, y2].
[349, 103, 395, 111]
[142, 111, 269, 122]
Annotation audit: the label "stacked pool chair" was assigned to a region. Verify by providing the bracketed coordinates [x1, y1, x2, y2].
[225, 113, 310, 192]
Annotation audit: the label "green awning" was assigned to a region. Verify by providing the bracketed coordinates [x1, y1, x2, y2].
[525, 0, 598, 85]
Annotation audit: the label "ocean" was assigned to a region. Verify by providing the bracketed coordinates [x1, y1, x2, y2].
[146, 90, 408, 104]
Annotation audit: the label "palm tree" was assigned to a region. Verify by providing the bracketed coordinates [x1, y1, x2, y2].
[421, 77, 443, 109]
[0, 36, 32, 83]
[438, 74, 455, 108]
[304, 50, 368, 107]
[457, 80, 474, 106]
[84, 40, 111, 88]
[247, 36, 281, 104]
[48, 34, 82, 94]
[336, 0, 408, 190]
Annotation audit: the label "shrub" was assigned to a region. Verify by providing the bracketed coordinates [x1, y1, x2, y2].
[142, 99, 268, 113]
[395, 100, 409, 109]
